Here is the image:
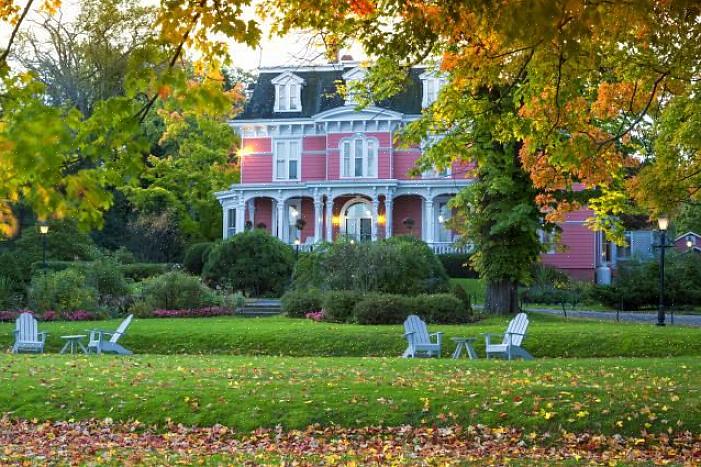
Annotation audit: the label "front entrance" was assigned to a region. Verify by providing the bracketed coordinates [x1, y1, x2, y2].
[344, 202, 372, 242]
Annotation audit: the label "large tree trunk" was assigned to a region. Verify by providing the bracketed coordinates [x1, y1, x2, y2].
[485, 279, 519, 314]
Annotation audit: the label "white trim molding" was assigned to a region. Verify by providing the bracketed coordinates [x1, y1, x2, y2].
[271, 71, 305, 113]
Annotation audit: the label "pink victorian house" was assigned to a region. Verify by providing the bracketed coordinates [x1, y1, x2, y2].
[216, 59, 623, 282]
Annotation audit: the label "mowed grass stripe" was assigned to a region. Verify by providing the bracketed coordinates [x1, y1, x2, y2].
[1, 355, 699, 436]
[1, 314, 700, 357]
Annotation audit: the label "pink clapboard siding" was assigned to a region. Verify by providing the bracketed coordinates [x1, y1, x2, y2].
[241, 137, 273, 184]
[253, 198, 273, 233]
[393, 150, 421, 179]
[241, 155, 272, 183]
[540, 209, 597, 274]
[451, 161, 475, 179]
[302, 155, 326, 180]
[304, 136, 326, 152]
[392, 196, 423, 238]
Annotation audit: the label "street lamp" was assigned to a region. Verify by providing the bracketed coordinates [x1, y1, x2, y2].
[655, 215, 670, 326]
[39, 223, 49, 274]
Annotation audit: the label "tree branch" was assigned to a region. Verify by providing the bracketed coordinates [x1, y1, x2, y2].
[0, 0, 36, 65]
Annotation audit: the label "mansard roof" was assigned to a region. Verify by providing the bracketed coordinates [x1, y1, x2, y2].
[236, 66, 424, 120]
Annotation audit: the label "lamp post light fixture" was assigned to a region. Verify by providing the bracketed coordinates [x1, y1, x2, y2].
[686, 235, 694, 251]
[655, 215, 671, 326]
[39, 223, 49, 274]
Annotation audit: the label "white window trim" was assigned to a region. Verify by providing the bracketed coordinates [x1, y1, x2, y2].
[339, 135, 379, 179]
[272, 72, 305, 113]
[342, 66, 368, 106]
[273, 138, 302, 181]
[419, 70, 447, 108]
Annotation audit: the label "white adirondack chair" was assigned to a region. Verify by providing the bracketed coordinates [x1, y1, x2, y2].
[402, 315, 443, 358]
[482, 312, 533, 360]
[87, 314, 133, 355]
[12, 312, 47, 353]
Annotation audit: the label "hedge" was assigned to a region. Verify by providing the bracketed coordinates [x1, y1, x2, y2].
[31, 261, 171, 281]
[281, 289, 324, 318]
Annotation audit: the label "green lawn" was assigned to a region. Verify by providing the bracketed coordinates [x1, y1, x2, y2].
[2, 313, 699, 358]
[1, 354, 699, 436]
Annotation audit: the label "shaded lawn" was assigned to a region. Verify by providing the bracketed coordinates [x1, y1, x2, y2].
[0, 354, 699, 437]
[1, 313, 700, 358]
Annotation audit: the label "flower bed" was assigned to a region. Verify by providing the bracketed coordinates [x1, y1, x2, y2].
[149, 307, 234, 319]
[0, 310, 99, 322]
[304, 310, 325, 322]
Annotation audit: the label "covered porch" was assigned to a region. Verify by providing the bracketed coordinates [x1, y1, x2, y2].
[216, 181, 472, 254]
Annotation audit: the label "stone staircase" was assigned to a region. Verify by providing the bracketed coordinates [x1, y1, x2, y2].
[237, 299, 282, 317]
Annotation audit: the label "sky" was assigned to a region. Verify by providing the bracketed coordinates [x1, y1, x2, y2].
[1, 0, 365, 70]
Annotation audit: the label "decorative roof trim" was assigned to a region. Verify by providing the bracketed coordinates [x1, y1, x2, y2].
[675, 231, 701, 241]
[342, 66, 368, 81]
[270, 71, 306, 85]
[312, 105, 404, 122]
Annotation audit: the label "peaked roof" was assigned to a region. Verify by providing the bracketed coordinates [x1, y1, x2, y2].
[236, 66, 425, 120]
[675, 231, 701, 241]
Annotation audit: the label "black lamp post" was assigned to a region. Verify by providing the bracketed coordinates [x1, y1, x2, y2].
[39, 223, 49, 274]
[654, 216, 671, 326]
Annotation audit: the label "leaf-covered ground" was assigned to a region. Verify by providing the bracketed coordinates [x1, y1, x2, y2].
[2, 313, 700, 358]
[2, 355, 699, 436]
[2, 418, 700, 465]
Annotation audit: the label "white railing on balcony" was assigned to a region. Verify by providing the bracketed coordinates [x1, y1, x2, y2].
[428, 242, 473, 255]
[286, 241, 472, 255]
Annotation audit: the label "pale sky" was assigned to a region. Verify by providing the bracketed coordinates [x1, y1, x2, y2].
[1, 0, 365, 70]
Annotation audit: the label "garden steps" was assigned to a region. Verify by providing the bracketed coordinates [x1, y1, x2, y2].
[237, 299, 282, 317]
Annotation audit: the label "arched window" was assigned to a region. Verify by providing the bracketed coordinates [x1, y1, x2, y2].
[340, 136, 378, 178]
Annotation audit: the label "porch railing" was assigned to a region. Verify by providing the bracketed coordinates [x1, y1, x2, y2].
[286, 241, 472, 255]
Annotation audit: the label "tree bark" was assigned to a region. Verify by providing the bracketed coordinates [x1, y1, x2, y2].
[485, 279, 519, 314]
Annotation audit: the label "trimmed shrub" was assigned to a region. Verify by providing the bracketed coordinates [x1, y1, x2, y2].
[415, 293, 470, 324]
[438, 254, 478, 278]
[322, 290, 363, 323]
[183, 242, 214, 275]
[84, 258, 131, 311]
[150, 307, 233, 318]
[28, 269, 99, 312]
[292, 236, 450, 295]
[281, 289, 323, 318]
[354, 293, 408, 325]
[451, 283, 473, 313]
[140, 271, 216, 311]
[203, 230, 294, 297]
[119, 263, 172, 281]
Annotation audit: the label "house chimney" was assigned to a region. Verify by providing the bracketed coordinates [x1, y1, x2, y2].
[340, 54, 354, 62]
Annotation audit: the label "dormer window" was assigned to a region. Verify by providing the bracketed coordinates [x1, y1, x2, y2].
[342, 66, 368, 106]
[420, 70, 447, 107]
[272, 72, 304, 112]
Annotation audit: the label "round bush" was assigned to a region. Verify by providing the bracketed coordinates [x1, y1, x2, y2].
[322, 290, 363, 323]
[84, 258, 131, 309]
[28, 269, 98, 312]
[415, 293, 471, 324]
[354, 294, 409, 325]
[281, 289, 323, 318]
[140, 271, 216, 310]
[202, 230, 294, 297]
[183, 242, 214, 275]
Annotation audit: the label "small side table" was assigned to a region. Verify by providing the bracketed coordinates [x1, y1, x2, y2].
[451, 337, 478, 360]
[60, 335, 88, 355]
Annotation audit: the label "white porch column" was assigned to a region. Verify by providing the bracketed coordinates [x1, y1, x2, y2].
[384, 192, 393, 238]
[371, 197, 379, 241]
[325, 195, 334, 242]
[313, 195, 323, 243]
[276, 199, 286, 241]
[222, 205, 230, 239]
[235, 199, 246, 236]
[247, 199, 255, 228]
[424, 198, 435, 244]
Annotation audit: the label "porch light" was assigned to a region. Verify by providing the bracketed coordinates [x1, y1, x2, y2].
[39, 224, 49, 235]
[290, 206, 299, 218]
[332, 215, 341, 226]
[686, 235, 694, 249]
[657, 215, 669, 231]
[294, 239, 300, 245]
[377, 214, 386, 224]
[438, 214, 445, 224]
